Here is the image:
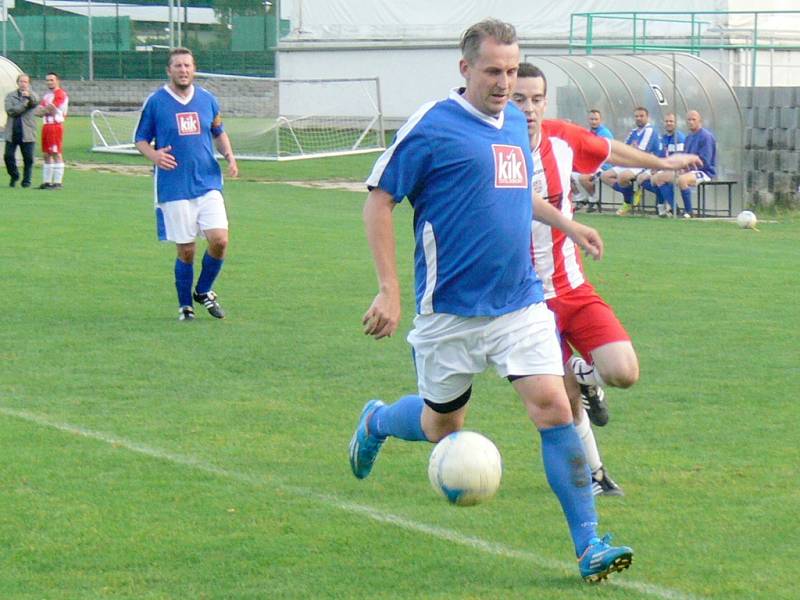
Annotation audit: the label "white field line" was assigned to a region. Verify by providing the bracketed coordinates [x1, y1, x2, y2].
[1, 406, 705, 600]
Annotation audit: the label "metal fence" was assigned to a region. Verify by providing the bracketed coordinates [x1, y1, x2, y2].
[1, 3, 287, 79]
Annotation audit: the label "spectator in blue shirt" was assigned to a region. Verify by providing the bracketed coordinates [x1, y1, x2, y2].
[652, 110, 717, 219]
[601, 107, 663, 215]
[572, 108, 613, 212]
[637, 112, 686, 216]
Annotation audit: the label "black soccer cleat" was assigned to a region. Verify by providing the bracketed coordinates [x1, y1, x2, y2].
[178, 306, 196, 321]
[581, 384, 609, 427]
[193, 290, 225, 319]
[591, 467, 624, 497]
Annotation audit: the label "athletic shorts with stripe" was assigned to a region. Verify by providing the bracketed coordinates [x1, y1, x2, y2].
[547, 281, 631, 364]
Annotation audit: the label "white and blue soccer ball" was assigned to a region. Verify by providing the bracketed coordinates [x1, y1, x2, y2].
[736, 210, 758, 229]
[428, 431, 502, 507]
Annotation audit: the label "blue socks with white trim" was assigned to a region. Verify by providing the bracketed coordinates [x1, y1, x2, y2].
[540, 423, 598, 556]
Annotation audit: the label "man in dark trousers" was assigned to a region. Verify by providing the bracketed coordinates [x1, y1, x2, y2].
[4, 73, 39, 188]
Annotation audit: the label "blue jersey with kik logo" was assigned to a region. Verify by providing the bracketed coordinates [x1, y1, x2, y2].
[661, 131, 686, 156]
[135, 84, 224, 203]
[366, 90, 542, 318]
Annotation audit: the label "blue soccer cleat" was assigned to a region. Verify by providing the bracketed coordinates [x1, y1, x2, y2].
[578, 533, 633, 583]
[348, 399, 386, 479]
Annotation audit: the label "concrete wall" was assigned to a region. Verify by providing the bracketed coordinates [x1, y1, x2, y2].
[59, 78, 280, 116]
[736, 86, 800, 209]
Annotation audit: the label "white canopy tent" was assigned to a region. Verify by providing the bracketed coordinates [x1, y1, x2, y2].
[0, 55, 22, 132]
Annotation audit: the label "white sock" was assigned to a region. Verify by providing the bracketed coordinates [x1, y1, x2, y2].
[575, 410, 603, 473]
[53, 162, 65, 184]
[568, 356, 607, 388]
[43, 163, 53, 184]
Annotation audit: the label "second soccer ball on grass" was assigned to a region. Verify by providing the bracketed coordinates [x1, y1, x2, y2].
[428, 431, 503, 507]
[736, 210, 758, 229]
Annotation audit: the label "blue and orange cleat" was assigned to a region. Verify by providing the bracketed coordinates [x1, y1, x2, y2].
[578, 533, 633, 582]
[348, 399, 386, 479]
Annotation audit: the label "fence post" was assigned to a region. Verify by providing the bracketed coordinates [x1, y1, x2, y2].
[751, 12, 758, 87]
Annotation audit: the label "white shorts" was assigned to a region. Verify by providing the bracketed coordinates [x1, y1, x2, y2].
[407, 303, 564, 404]
[690, 171, 713, 184]
[610, 165, 645, 176]
[155, 190, 228, 243]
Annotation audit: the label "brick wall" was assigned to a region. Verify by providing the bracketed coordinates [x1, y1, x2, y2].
[736, 86, 800, 209]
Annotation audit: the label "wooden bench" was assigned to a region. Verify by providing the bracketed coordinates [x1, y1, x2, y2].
[697, 180, 737, 217]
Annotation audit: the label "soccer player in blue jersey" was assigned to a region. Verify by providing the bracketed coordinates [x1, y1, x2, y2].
[134, 47, 238, 321]
[652, 110, 717, 219]
[348, 18, 633, 583]
[601, 107, 663, 215]
[637, 112, 687, 217]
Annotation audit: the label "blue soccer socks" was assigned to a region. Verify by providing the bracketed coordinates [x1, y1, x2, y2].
[195, 250, 224, 295]
[540, 423, 598, 556]
[370, 394, 428, 441]
[680, 188, 694, 214]
[174, 259, 194, 308]
[658, 183, 675, 210]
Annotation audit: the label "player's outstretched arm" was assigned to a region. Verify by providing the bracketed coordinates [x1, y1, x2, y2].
[533, 194, 603, 260]
[660, 152, 703, 171]
[214, 132, 238, 178]
[608, 139, 702, 173]
[362, 188, 401, 340]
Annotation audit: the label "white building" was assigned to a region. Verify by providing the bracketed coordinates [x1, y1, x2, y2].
[276, 0, 800, 120]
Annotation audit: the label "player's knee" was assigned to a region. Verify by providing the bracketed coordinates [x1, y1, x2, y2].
[177, 247, 195, 263]
[600, 363, 639, 389]
[209, 237, 228, 257]
[422, 388, 470, 442]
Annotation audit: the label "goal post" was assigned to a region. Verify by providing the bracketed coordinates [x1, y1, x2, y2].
[90, 74, 386, 161]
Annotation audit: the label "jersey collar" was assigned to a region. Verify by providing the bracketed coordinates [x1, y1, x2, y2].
[449, 88, 505, 129]
[164, 83, 195, 105]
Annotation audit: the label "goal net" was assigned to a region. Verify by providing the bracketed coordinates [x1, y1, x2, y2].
[91, 74, 386, 161]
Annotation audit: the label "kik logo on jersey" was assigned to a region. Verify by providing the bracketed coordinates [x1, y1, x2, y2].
[492, 145, 528, 188]
[176, 112, 201, 136]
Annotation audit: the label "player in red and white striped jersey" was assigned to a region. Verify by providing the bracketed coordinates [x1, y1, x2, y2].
[34, 72, 69, 189]
[512, 63, 702, 495]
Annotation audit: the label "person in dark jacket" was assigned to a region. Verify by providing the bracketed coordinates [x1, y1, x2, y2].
[4, 73, 39, 188]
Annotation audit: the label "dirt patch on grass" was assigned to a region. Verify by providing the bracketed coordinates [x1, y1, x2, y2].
[70, 162, 152, 176]
[72, 163, 365, 193]
[279, 180, 365, 193]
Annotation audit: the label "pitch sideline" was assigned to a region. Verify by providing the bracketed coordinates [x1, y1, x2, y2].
[0, 405, 704, 600]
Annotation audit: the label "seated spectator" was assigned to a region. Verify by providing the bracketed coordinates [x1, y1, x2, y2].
[571, 108, 613, 212]
[651, 110, 717, 219]
[636, 112, 686, 217]
[600, 107, 663, 216]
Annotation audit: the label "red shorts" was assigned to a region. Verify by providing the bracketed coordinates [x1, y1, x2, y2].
[42, 123, 64, 155]
[546, 282, 631, 363]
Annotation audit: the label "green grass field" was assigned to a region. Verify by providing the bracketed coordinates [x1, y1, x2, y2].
[1, 118, 798, 599]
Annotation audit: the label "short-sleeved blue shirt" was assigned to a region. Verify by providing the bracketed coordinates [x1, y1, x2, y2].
[135, 84, 224, 202]
[685, 127, 717, 177]
[367, 90, 542, 318]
